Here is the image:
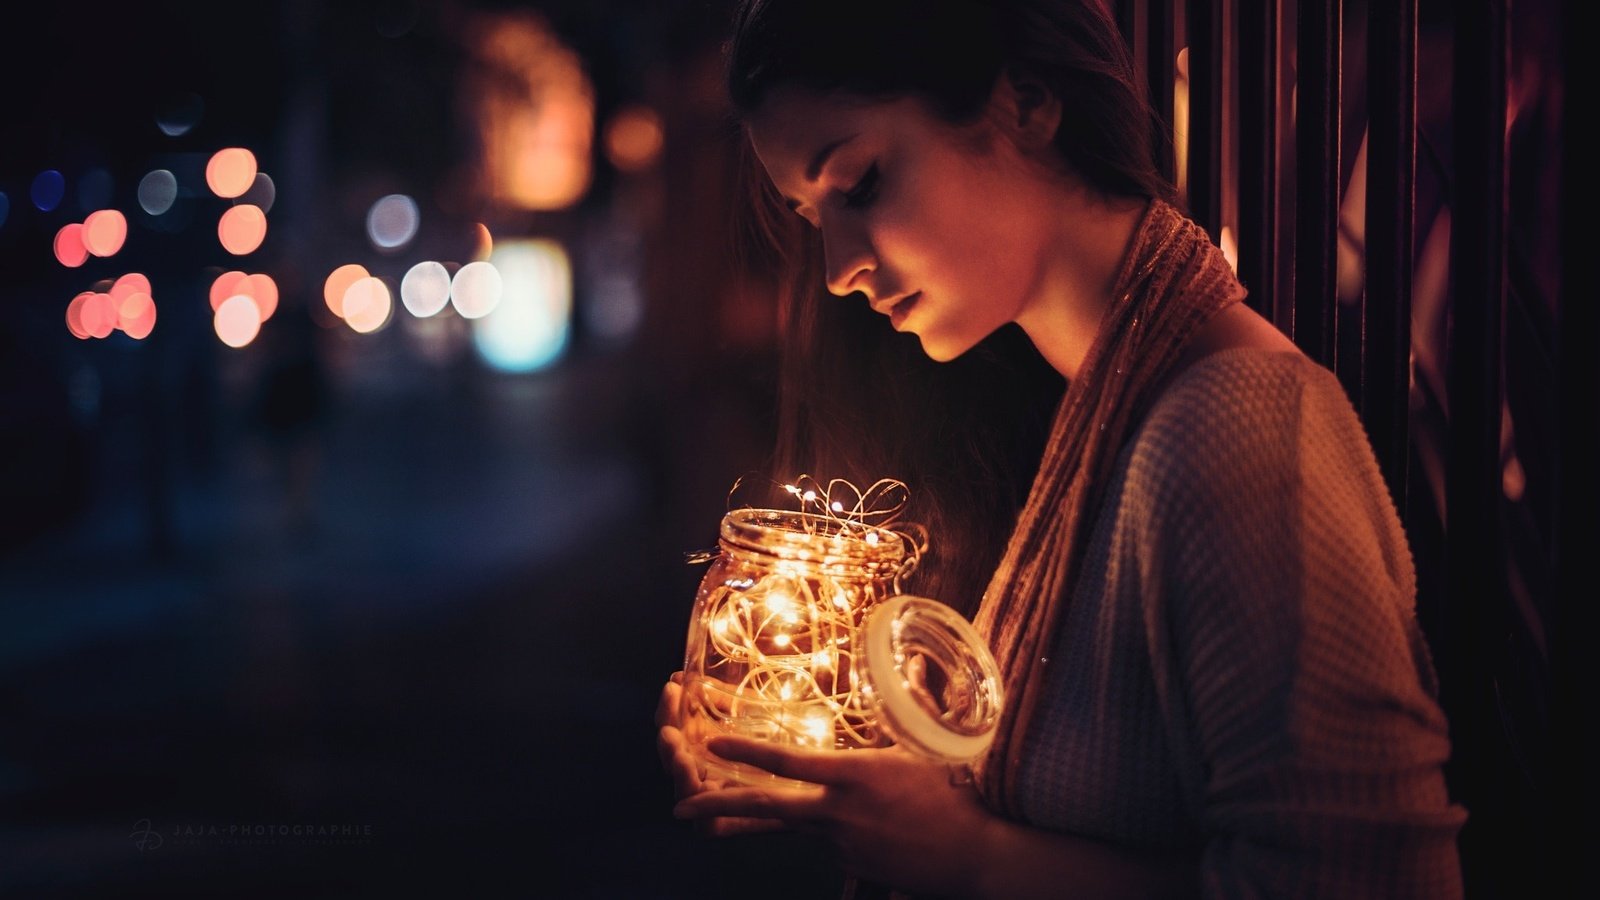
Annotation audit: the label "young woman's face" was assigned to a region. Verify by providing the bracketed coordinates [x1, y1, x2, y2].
[747, 87, 1060, 361]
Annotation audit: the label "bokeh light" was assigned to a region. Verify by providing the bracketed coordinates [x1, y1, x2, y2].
[450, 260, 503, 319]
[210, 270, 249, 311]
[244, 273, 280, 321]
[156, 92, 204, 136]
[604, 105, 664, 172]
[472, 239, 572, 373]
[323, 263, 370, 318]
[471, 222, 493, 261]
[343, 277, 393, 334]
[118, 292, 157, 340]
[366, 193, 420, 251]
[206, 148, 258, 198]
[32, 170, 66, 212]
[218, 204, 267, 254]
[83, 209, 128, 257]
[82, 293, 118, 338]
[66, 292, 93, 339]
[215, 294, 262, 348]
[138, 170, 179, 215]
[77, 168, 114, 213]
[54, 223, 89, 267]
[240, 173, 276, 213]
[111, 273, 152, 304]
[401, 261, 452, 318]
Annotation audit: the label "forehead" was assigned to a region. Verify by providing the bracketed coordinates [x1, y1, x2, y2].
[746, 88, 928, 182]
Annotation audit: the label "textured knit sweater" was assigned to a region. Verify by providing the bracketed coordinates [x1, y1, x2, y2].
[1014, 347, 1466, 898]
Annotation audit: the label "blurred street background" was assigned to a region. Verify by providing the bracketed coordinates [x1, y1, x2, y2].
[1, 1, 848, 896]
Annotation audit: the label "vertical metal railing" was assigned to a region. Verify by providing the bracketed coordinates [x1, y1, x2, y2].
[1293, 0, 1341, 370]
[1186, 0, 1225, 241]
[1235, 0, 1280, 319]
[1362, 0, 1417, 509]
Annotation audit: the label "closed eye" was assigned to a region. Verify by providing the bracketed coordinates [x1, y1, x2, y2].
[841, 164, 880, 209]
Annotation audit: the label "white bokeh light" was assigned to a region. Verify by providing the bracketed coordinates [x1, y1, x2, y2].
[471, 238, 572, 373]
[137, 169, 178, 215]
[401, 261, 452, 318]
[450, 260, 503, 319]
[366, 193, 420, 251]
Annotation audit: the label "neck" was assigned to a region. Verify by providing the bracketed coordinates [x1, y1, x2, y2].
[1014, 193, 1148, 379]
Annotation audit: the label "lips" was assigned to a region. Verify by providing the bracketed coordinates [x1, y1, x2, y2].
[873, 291, 920, 320]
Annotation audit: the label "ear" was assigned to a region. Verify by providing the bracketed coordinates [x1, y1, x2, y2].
[992, 68, 1062, 153]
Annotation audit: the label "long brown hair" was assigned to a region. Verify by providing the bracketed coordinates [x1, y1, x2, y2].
[722, 0, 1173, 614]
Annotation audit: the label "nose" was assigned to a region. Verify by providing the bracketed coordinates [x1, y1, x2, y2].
[821, 218, 875, 298]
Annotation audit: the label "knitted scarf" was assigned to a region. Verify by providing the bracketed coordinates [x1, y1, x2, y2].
[970, 197, 1246, 816]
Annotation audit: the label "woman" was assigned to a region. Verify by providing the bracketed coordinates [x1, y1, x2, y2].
[657, 1, 1467, 897]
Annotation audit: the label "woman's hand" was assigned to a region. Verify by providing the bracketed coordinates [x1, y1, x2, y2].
[671, 735, 996, 896]
[654, 673, 785, 836]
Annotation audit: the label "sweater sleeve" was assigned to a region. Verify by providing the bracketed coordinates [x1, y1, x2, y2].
[1128, 353, 1466, 899]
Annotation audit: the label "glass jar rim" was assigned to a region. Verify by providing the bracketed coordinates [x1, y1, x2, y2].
[719, 507, 908, 570]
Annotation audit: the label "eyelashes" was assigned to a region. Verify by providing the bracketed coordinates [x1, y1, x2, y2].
[842, 164, 880, 209]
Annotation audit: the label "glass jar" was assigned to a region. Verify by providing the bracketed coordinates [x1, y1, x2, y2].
[679, 507, 1003, 786]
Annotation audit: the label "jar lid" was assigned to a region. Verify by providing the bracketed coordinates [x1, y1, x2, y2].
[859, 595, 1004, 764]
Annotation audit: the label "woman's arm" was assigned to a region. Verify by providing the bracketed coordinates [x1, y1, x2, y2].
[672, 735, 1199, 900]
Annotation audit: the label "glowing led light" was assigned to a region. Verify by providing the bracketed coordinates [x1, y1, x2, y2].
[156, 92, 204, 136]
[765, 592, 795, 618]
[214, 294, 262, 348]
[802, 490, 817, 503]
[206, 148, 257, 198]
[603, 105, 664, 172]
[812, 650, 833, 669]
[831, 501, 844, 512]
[83, 209, 128, 257]
[32, 170, 65, 212]
[802, 713, 832, 745]
[323, 263, 370, 318]
[66, 292, 92, 339]
[82, 293, 118, 338]
[118, 292, 157, 340]
[401, 260, 451, 318]
[865, 532, 880, 546]
[366, 193, 420, 250]
[210, 270, 249, 311]
[138, 170, 179, 215]
[218, 204, 267, 254]
[240, 173, 276, 213]
[54, 223, 89, 267]
[343, 276, 393, 334]
[777, 677, 794, 697]
[450, 260, 502, 319]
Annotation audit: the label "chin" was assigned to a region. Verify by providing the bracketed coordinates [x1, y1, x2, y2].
[915, 333, 973, 363]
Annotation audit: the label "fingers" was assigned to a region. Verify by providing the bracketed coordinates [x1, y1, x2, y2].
[673, 783, 829, 824]
[655, 676, 684, 729]
[657, 725, 706, 800]
[704, 735, 865, 787]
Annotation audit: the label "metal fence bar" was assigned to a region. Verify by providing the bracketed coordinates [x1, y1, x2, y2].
[1293, 0, 1340, 367]
[1186, 0, 1224, 240]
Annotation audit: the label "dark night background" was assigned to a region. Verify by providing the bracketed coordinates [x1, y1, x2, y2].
[1, 1, 850, 896]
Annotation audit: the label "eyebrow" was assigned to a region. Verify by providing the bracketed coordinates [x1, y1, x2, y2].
[784, 133, 859, 211]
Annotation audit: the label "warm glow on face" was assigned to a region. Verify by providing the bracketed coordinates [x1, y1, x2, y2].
[324, 264, 371, 318]
[218, 204, 267, 254]
[206, 148, 258, 198]
[83, 209, 128, 257]
[54, 223, 89, 267]
[215, 294, 262, 348]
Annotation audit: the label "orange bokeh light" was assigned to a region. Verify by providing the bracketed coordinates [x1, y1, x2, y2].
[244, 273, 279, 321]
[210, 270, 249, 311]
[82, 292, 118, 338]
[66, 292, 93, 339]
[206, 148, 258, 198]
[54, 223, 89, 267]
[323, 264, 370, 318]
[343, 277, 392, 334]
[604, 106, 664, 172]
[472, 222, 493, 261]
[118, 292, 157, 340]
[214, 294, 262, 348]
[83, 209, 128, 257]
[111, 272, 152, 304]
[218, 204, 267, 255]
